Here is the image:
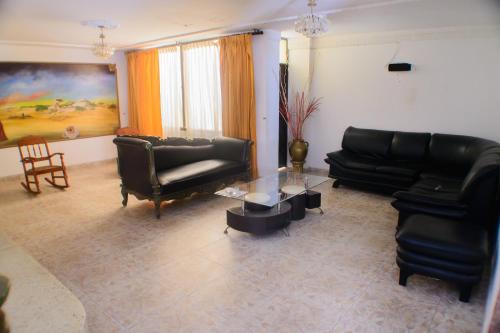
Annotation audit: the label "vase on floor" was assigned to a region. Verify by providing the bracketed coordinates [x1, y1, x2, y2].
[289, 139, 309, 173]
[279, 89, 321, 174]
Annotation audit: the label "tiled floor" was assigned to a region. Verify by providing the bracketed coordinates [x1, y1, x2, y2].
[0, 161, 489, 332]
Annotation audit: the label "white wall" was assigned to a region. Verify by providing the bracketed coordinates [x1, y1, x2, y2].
[0, 43, 128, 177]
[252, 30, 281, 176]
[288, 28, 500, 169]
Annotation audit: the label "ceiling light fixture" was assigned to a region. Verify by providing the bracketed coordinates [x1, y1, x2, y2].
[92, 26, 114, 59]
[82, 20, 118, 59]
[294, 0, 329, 38]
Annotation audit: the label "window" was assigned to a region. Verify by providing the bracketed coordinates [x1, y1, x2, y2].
[158, 41, 222, 138]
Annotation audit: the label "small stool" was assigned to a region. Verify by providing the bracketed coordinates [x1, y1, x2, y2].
[395, 214, 488, 302]
[287, 193, 306, 220]
[305, 190, 323, 215]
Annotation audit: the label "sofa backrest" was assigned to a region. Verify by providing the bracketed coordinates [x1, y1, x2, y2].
[213, 137, 252, 164]
[161, 137, 212, 146]
[152, 136, 251, 171]
[429, 134, 498, 173]
[342, 126, 394, 159]
[460, 148, 500, 200]
[390, 131, 431, 161]
[153, 145, 216, 171]
[459, 148, 500, 228]
[129, 135, 212, 147]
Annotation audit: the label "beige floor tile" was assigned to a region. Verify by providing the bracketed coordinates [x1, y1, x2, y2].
[0, 161, 488, 332]
[333, 288, 438, 333]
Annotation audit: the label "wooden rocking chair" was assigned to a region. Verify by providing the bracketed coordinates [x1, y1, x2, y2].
[17, 136, 70, 194]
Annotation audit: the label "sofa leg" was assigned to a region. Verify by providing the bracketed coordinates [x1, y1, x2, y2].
[153, 198, 161, 219]
[399, 269, 411, 286]
[121, 188, 128, 207]
[459, 285, 472, 303]
[332, 179, 340, 188]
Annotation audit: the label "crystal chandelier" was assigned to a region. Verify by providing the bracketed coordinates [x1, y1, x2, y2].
[294, 0, 329, 38]
[92, 26, 115, 59]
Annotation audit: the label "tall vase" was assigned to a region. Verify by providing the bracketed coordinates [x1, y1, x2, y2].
[289, 139, 309, 173]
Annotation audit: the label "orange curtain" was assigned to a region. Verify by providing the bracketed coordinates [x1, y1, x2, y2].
[127, 49, 163, 136]
[219, 34, 257, 178]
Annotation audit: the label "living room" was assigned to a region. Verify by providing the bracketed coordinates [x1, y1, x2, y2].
[1, 0, 500, 332]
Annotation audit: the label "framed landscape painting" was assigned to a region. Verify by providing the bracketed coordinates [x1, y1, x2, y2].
[0, 62, 120, 148]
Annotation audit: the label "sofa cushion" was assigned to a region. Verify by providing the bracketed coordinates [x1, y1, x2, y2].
[154, 145, 216, 171]
[390, 131, 431, 161]
[395, 177, 463, 204]
[391, 176, 467, 219]
[157, 159, 242, 186]
[396, 214, 488, 264]
[341, 126, 394, 159]
[327, 159, 415, 192]
[411, 177, 462, 193]
[419, 171, 465, 183]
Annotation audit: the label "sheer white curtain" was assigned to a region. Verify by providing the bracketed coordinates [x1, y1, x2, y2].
[182, 41, 222, 138]
[158, 41, 222, 139]
[158, 46, 183, 137]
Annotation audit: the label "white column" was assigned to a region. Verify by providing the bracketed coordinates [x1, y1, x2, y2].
[252, 30, 281, 176]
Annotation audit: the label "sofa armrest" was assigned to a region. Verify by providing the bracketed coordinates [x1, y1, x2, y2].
[213, 137, 253, 164]
[113, 137, 159, 195]
[325, 150, 342, 161]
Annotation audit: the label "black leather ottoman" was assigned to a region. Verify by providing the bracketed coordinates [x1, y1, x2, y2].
[395, 214, 488, 302]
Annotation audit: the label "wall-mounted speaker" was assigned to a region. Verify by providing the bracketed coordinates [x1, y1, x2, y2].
[388, 63, 412, 72]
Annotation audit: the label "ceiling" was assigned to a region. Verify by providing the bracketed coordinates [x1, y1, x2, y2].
[0, 0, 498, 49]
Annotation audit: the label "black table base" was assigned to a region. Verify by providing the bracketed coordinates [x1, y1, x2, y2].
[224, 191, 323, 235]
[226, 202, 292, 235]
[287, 193, 306, 220]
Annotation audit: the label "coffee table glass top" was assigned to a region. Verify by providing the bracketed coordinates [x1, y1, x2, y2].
[215, 171, 329, 207]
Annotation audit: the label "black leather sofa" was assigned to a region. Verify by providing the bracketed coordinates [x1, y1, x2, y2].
[325, 126, 500, 301]
[325, 126, 500, 229]
[114, 136, 252, 218]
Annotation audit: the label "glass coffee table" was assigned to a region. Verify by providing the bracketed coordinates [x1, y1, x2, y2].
[215, 171, 329, 235]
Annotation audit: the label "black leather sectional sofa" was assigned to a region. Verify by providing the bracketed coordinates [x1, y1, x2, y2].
[325, 126, 500, 228]
[325, 126, 500, 301]
[114, 136, 252, 218]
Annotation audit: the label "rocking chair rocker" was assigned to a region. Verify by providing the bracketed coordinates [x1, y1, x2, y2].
[17, 136, 70, 194]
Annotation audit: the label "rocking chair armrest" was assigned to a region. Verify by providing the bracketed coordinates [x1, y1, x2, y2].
[48, 153, 64, 158]
[21, 156, 50, 163]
